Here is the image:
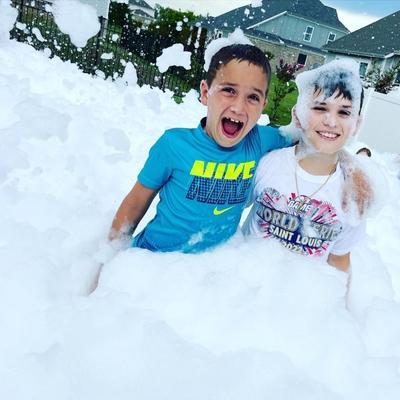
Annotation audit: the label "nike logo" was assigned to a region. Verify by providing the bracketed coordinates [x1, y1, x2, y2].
[213, 206, 235, 216]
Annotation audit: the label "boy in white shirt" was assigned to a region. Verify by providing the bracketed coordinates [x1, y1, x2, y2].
[243, 60, 366, 272]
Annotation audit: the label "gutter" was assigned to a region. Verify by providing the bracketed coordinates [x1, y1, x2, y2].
[246, 11, 287, 30]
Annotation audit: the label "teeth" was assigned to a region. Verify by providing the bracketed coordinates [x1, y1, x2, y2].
[318, 131, 339, 139]
[227, 117, 241, 124]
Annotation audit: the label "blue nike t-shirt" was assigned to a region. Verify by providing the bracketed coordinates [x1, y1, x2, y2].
[134, 119, 291, 253]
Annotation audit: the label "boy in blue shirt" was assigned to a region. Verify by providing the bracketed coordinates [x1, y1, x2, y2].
[109, 44, 291, 252]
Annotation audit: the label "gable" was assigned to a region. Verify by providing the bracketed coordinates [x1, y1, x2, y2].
[199, 0, 348, 32]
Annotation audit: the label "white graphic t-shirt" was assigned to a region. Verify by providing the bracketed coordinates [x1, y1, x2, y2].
[243, 147, 363, 260]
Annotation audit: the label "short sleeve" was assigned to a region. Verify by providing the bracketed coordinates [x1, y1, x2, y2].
[257, 125, 293, 153]
[330, 220, 366, 256]
[246, 151, 275, 206]
[137, 133, 173, 190]
[245, 179, 257, 207]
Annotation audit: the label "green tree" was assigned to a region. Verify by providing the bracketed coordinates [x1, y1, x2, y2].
[108, 1, 131, 29]
[364, 62, 400, 94]
[148, 7, 201, 45]
[268, 59, 303, 124]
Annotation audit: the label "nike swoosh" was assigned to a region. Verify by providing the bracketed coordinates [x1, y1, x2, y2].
[213, 206, 235, 216]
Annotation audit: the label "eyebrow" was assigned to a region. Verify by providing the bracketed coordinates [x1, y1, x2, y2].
[219, 81, 265, 97]
[313, 100, 353, 109]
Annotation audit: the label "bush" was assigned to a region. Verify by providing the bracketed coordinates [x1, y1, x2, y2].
[364, 62, 400, 94]
[268, 59, 303, 124]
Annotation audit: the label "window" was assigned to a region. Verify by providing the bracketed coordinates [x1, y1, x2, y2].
[326, 32, 336, 44]
[303, 26, 314, 42]
[297, 53, 307, 66]
[213, 29, 223, 39]
[359, 62, 368, 78]
[395, 71, 400, 84]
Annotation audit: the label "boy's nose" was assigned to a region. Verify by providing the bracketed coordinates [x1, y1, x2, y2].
[229, 96, 246, 114]
[323, 113, 337, 127]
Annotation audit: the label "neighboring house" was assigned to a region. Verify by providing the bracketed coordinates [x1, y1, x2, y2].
[128, 0, 155, 24]
[39, 0, 110, 17]
[323, 10, 400, 83]
[196, 0, 349, 70]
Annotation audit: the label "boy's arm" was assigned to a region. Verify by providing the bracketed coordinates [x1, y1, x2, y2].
[327, 252, 350, 273]
[339, 150, 373, 217]
[109, 181, 159, 241]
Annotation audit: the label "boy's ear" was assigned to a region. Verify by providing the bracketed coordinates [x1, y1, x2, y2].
[200, 80, 209, 106]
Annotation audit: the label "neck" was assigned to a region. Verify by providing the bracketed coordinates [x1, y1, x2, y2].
[295, 145, 338, 175]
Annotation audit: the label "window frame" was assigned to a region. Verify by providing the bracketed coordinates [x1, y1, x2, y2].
[326, 32, 336, 44]
[359, 62, 368, 78]
[303, 26, 314, 42]
[297, 53, 307, 66]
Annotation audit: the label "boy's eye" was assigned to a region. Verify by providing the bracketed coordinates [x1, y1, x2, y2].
[312, 106, 326, 112]
[221, 87, 236, 95]
[248, 94, 261, 103]
[339, 109, 352, 117]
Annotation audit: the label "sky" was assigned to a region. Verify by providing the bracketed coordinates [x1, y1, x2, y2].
[149, 0, 400, 31]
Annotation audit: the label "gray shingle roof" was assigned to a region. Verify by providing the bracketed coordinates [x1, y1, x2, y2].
[323, 10, 400, 58]
[198, 0, 348, 32]
[128, 0, 153, 10]
[245, 29, 326, 55]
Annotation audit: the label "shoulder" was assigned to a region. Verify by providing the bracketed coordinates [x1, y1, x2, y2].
[252, 124, 293, 152]
[254, 124, 291, 140]
[258, 146, 293, 167]
[163, 126, 196, 139]
[155, 126, 197, 148]
[253, 148, 291, 183]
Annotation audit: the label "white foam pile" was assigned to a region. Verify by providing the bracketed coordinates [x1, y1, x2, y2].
[0, 2, 400, 399]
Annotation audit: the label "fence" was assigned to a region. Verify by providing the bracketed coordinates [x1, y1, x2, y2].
[358, 89, 400, 153]
[9, 0, 207, 96]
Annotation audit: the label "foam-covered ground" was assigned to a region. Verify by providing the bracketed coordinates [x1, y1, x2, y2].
[1, 5, 400, 399]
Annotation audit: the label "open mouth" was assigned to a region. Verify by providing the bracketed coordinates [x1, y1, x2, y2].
[316, 130, 340, 141]
[221, 117, 244, 138]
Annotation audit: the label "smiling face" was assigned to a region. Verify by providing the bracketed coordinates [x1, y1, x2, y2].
[200, 60, 268, 148]
[299, 89, 361, 155]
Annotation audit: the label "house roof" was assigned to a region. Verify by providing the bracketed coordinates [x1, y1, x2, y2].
[128, 0, 153, 10]
[198, 0, 348, 32]
[245, 29, 326, 55]
[323, 10, 400, 58]
[132, 9, 153, 18]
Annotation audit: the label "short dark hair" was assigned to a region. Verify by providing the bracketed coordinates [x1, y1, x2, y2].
[206, 44, 271, 95]
[312, 70, 364, 114]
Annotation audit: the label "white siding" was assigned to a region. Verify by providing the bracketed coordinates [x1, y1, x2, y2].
[254, 15, 347, 49]
[359, 89, 400, 153]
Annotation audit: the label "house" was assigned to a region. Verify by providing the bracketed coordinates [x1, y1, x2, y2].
[128, 0, 155, 24]
[196, 0, 349, 70]
[323, 10, 400, 82]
